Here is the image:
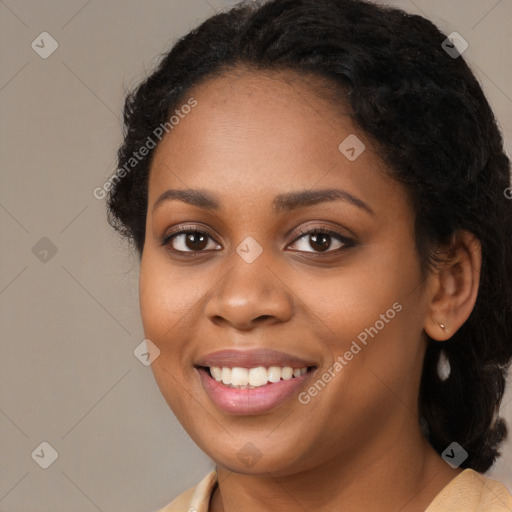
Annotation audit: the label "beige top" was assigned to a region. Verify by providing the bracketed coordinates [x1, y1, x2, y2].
[158, 468, 512, 512]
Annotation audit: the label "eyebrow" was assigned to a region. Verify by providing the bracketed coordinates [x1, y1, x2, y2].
[153, 189, 220, 213]
[152, 187, 374, 215]
[273, 188, 374, 215]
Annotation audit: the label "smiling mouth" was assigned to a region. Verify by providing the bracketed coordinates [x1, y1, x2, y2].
[199, 365, 317, 389]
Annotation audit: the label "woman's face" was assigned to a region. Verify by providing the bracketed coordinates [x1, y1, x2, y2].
[140, 69, 431, 475]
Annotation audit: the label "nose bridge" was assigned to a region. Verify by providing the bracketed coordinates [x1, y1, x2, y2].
[204, 242, 293, 328]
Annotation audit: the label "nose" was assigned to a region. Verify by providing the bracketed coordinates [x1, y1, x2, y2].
[204, 254, 294, 331]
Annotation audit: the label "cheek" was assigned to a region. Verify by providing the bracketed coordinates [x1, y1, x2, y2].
[139, 253, 201, 337]
[138, 255, 200, 413]
[306, 240, 424, 398]
[295, 245, 419, 344]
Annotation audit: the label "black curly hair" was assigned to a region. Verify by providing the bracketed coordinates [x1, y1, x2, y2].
[106, 0, 512, 472]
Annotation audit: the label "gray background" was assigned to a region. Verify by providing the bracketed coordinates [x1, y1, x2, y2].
[1, 0, 511, 510]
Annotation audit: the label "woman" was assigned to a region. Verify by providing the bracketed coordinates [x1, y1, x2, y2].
[107, 0, 512, 510]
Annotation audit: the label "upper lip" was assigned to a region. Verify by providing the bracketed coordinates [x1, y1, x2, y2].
[195, 349, 317, 369]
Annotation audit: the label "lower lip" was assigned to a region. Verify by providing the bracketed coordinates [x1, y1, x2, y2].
[197, 367, 314, 415]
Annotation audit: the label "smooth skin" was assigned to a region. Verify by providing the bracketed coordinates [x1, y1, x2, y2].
[139, 68, 481, 512]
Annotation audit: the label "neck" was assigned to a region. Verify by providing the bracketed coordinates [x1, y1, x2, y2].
[210, 427, 461, 512]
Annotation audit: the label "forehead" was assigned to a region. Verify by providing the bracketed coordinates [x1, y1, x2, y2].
[150, 68, 371, 178]
[146, 67, 407, 221]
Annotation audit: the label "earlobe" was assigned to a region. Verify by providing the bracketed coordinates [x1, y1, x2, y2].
[424, 230, 481, 341]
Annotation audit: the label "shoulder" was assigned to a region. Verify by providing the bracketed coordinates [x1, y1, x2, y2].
[426, 469, 512, 512]
[155, 468, 511, 511]
[156, 470, 218, 512]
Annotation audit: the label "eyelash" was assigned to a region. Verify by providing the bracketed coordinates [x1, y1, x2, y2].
[291, 227, 355, 252]
[161, 224, 355, 256]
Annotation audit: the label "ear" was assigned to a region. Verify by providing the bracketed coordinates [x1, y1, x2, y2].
[424, 230, 482, 341]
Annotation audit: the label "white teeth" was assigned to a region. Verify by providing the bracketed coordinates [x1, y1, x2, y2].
[210, 366, 222, 381]
[282, 367, 293, 380]
[231, 367, 249, 386]
[221, 367, 232, 385]
[268, 366, 282, 382]
[208, 365, 310, 388]
[249, 367, 268, 387]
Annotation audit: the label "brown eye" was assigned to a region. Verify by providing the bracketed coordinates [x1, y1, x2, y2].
[182, 232, 209, 251]
[288, 228, 353, 253]
[308, 233, 335, 252]
[163, 228, 221, 253]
